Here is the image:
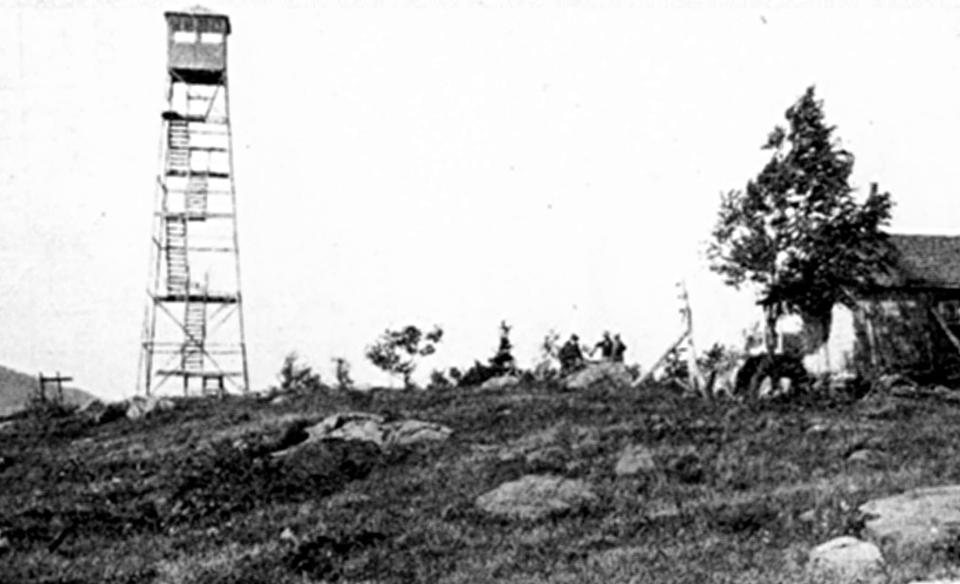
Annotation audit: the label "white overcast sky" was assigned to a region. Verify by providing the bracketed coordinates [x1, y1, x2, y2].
[2, 1, 960, 399]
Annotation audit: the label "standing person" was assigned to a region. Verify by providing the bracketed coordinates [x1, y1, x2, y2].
[591, 331, 615, 361]
[559, 334, 584, 375]
[612, 333, 627, 363]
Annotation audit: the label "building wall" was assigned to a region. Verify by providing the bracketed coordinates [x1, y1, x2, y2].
[798, 304, 857, 379]
[791, 291, 960, 382]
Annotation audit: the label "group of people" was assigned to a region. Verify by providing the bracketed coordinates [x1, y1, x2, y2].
[558, 331, 626, 375]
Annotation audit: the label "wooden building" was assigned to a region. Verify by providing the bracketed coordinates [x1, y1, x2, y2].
[803, 234, 960, 383]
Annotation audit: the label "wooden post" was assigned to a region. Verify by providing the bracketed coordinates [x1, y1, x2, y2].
[930, 307, 960, 356]
[37, 372, 74, 406]
[633, 330, 688, 387]
[632, 281, 708, 393]
[678, 281, 707, 397]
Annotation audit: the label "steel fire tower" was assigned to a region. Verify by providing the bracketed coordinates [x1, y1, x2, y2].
[139, 8, 249, 395]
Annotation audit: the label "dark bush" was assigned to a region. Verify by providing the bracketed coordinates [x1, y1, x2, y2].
[735, 354, 808, 398]
[167, 439, 381, 525]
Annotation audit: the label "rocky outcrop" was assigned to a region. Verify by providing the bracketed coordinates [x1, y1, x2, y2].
[860, 485, 960, 554]
[475, 474, 596, 520]
[274, 412, 452, 456]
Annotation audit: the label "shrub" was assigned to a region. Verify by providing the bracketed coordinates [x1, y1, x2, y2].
[277, 353, 323, 393]
[428, 369, 453, 390]
[167, 439, 381, 526]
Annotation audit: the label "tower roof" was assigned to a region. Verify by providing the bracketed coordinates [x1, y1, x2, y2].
[164, 7, 231, 34]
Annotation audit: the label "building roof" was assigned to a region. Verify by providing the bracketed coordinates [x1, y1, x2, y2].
[882, 234, 960, 290]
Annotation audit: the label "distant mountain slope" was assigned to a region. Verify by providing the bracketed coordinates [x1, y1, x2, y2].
[0, 364, 97, 417]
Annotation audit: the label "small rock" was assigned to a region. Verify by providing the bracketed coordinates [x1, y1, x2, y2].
[475, 474, 597, 520]
[280, 527, 296, 542]
[807, 536, 884, 584]
[847, 448, 884, 464]
[480, 375, 520, 391]
[0, 534, 9, 554]
[126, 396, 175, 421]
[325, 492, 372, 509]
[614, 444, 656, 477]
[798, 509, 817, 523]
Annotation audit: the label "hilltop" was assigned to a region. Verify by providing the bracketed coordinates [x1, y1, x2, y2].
[3, 379, 960, 583]
[0, 364, 97, 418]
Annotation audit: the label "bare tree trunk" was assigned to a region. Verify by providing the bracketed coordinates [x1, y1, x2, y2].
[765, 304, 779, 356]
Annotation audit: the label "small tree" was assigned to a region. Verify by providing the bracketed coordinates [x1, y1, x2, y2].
[278, 352, 322, 392]
[487, 320, 517, 375]
[365, 325, 444, 388]
[708, 86, 894, 354]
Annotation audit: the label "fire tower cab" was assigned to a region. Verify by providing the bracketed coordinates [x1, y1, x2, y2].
[165, 9, 230, 84]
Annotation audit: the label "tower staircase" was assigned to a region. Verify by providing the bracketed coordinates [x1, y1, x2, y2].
[165, 218, 188, 295]
[183, 299, 206, 373]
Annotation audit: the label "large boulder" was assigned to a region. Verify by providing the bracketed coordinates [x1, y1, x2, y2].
[807, 536, 885, 584]
[563, 362, 632, 390]
[475, 474, 596, 520]
[860, 485, 960, 554]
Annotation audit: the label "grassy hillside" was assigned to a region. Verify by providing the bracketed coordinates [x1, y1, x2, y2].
[0, 364, 96, 417]
[2, 381, 960, 583]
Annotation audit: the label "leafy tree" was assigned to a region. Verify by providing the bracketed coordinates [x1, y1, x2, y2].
[708, 86, 894, 354]
[365, 325, 444, 388]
